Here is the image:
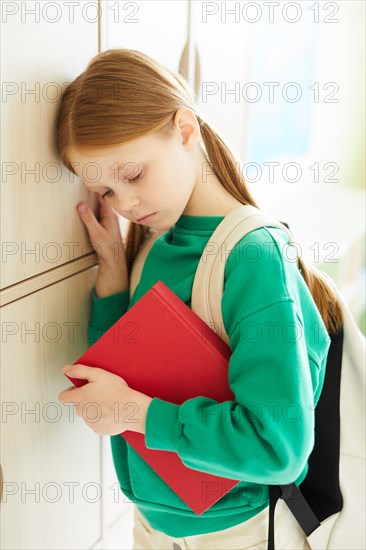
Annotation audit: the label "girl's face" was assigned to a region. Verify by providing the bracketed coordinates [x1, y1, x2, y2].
[69, 124, 200, 232]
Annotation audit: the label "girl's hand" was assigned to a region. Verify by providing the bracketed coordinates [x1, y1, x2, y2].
[77, 195, 126, 268]
[58, 364, 152, 436]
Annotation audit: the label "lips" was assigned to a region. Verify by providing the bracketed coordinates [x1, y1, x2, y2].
[137, 213, 155, 222]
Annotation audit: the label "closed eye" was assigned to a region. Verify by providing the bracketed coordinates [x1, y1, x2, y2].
[129, 172, 142, 183]
[102, 172, 143, 199]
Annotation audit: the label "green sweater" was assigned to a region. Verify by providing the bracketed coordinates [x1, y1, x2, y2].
[87, 214, 330, 538]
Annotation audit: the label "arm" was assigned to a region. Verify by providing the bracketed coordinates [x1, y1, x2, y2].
[143, 228, 331, 485]
[74, 197, 131, 346]
[87, 264, 130, 346]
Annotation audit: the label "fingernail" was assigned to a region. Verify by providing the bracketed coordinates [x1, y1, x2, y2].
[78, 204, 88, 213]
[63, 364, 71, 371]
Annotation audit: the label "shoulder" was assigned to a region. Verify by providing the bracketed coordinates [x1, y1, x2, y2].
[221, 226, 297, 328]
[224, 226, 292, 293]
[226, 224, 290, 255]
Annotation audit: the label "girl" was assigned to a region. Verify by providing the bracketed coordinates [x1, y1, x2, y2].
[56, 49, 343, 550]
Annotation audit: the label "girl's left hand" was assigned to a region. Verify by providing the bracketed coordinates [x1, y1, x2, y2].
[58, 364, 143, 436]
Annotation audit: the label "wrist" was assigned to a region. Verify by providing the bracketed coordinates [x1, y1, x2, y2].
[95, 264, 129, 298]
[127, 389, 153, 435]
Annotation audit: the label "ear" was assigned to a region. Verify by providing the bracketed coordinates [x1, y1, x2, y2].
[173, 108, 200, 149]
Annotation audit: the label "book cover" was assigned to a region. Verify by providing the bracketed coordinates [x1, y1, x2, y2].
[65, 280, 240, 515]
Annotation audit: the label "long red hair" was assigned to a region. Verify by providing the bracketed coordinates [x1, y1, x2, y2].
[56, 48, 344, 335]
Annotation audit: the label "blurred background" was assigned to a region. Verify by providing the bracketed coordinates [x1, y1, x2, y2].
[1, 1, 365, 549]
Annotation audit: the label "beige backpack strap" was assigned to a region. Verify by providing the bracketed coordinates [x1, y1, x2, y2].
[191, 204, 296, 346]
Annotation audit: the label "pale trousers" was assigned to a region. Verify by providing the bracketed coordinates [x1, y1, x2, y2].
[132, 498, 311, 550]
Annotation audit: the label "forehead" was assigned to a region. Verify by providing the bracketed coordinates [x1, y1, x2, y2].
[69, 141, 138, 169]
[69, 132, 165, 170]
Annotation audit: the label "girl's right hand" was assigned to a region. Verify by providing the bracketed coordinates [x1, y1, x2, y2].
[76, 195, 127, 268]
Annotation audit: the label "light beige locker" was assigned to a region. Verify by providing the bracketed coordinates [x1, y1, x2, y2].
[188, 0, 251, 164]
[101, 0, 189, 73]
[1, 2, 99, 288]
[1, 267, 101, 549]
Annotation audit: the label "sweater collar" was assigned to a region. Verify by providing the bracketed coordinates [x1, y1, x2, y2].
[173, 214, 225, 232]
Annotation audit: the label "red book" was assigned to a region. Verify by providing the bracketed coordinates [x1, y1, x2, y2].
[65, 281, 240, 515]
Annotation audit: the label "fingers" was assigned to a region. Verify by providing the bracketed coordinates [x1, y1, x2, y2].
[96, 198, 120, 228]
[76, 199, 121, 250]
[97, 195, 116, 217]
[76, 202, 103, 234]
[58, 386, 77, 403]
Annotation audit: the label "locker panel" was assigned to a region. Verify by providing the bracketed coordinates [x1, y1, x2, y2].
[190, 0, 251, 164]
[1, 4, 99, 288]
[101, 0, 188, 75]
[1, 267, 102, 549]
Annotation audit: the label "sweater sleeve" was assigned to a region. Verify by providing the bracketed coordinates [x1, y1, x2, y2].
[87, 285, 130, 346]
[144, 228, 329, 485]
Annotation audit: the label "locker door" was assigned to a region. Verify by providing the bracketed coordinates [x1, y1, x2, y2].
[100, 0, 188, 72]
[189, 0, 251, 163]
[1, 3, 99, 288]
[1, 267, 101, 549]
